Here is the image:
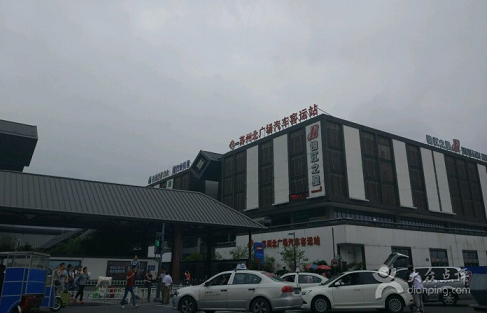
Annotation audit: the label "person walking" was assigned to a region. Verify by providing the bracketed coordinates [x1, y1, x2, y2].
[73, 267, 90, 304]
[162, 270, 173, 305]
[144, 270, 153, 302]
[56, 263, 68, 293]
[66, 264, 75, 294]
[184, 271, 191, 286]
[408, 265, 424, 313]
[120, 266, 139, 309]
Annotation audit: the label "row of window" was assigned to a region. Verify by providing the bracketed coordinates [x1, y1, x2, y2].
[392, 247, 480, 267]
[221, 120, 486, 222]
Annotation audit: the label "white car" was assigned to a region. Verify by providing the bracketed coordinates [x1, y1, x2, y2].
[302, 270, 412, 312]
[281, 272, 328, 289]
[172, 268, 303, 313]
[302, 253, 413, 312]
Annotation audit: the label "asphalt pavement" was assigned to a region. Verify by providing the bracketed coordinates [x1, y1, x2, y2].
[40, 299, 482, 313]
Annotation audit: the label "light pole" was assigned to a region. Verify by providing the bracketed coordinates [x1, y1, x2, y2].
[288, 232, 296, 272]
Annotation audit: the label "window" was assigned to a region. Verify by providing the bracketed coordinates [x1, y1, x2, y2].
[259, 141, 274, 207]
[289, 129, 308, 196]
[407, 144, 427, 210]
[282, 275, 295, 283]
[359, 272, 379, 285]
[335, 273, 360, 286]
[429, 249, 449, 267]
[208, 273, 231, 286]
[361, 131, 382, 204]
[463, 250, 479, 267]
[232, 273, 262, 285]
[326, 122, 347, 198]
[445, 155, 484, 219]
[298, 275, 322, 284]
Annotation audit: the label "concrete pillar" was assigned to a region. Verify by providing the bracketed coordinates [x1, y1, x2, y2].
[171, 224, 182, 282]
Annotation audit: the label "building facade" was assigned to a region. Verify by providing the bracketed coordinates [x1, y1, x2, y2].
[149, 113, 487, 270]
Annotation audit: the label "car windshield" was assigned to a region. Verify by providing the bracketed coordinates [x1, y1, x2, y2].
[322, 272, 345, 285]
[261, 272, 285, 282]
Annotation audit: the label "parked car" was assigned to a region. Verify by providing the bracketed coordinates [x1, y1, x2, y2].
[302, 252, 413, 313]
[395, 266, 471, 306]
[281, 272, 328, 289]
[172, 265, 303, 313]
[302, 270, 412, 312]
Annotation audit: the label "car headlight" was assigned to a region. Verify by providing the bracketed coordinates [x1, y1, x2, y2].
[174, 291, 179, 297]
[302, 290, 312, 295]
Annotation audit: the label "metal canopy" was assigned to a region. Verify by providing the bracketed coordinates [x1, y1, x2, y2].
[0, 170, 266, 234]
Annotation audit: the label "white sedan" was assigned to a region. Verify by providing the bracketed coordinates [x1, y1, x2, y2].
[281, 272, 328, 289]
[301, 270, 413, 312]
[172, 269, 303, 313]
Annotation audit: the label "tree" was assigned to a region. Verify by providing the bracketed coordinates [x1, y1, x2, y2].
[184, 252, 205, 262]
[279, 245, 309, 271]
[230, 246, 250, 260]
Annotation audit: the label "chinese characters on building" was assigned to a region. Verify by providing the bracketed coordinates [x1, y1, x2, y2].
[259, 236, 321, 248]
[306, 122, 325, 197]
[229, 104, 319, 150]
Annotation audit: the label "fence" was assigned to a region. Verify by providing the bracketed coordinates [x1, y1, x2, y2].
[80, 284, 186, 302]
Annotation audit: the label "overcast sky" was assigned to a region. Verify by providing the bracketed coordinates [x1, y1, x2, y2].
[1, 0, 486, 186]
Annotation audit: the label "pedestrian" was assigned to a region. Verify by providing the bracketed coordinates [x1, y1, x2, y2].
[408, 265, 424, 313]
[144, 270, 153, 302]
[73, 267, 90, 305]
[56, 263, 68, 293]
[120, 265, 139, 309]
[162, 270, 172, 305]
[66, 264, 75, 294]
[184, 270, 191, 286]
[74, 266, 82, 293]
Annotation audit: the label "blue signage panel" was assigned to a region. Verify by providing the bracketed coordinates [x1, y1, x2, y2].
[254, 242, 265, 264]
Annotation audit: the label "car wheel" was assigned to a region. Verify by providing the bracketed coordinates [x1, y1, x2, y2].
[441, 290, 458, 306]
[311, 296, 330, 313]
[50, 297, 62, 312]
[179, 296, 197, 313]
[386, 295, 404, 313]
[250, 297, 271, 313]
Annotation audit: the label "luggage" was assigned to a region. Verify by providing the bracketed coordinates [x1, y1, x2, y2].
[61, 291, 70, 305]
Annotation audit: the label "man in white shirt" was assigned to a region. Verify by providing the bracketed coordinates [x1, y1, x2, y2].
[162, 271, 173, 305]
[408, 265, 424, 313]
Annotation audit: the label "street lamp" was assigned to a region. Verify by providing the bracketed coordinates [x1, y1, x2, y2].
[288, 232, 297, 272]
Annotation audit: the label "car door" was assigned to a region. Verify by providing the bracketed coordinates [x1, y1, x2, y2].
[359, 271, 384, 307]
[331, 273, 363, 307]
[198, 272, 231, 309]
[226, 272, 262, 310]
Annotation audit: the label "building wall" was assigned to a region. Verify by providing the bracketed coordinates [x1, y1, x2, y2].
[222, 114, 487, 226]
[217, 226, 486, 271]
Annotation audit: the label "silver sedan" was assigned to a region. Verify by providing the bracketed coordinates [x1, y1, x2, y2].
[172, 269, 303, 313]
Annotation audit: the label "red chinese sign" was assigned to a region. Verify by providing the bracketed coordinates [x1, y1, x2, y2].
[259, 236, 321, 248]
[229, 104, 319, 150]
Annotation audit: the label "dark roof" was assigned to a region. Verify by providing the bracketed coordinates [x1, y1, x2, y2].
[0, 119, 38, 138]
[0, 170, 265, 231]
[200, 150, 222, 161]
[0, 120, 38, 172]
[189, 150, 223, 181]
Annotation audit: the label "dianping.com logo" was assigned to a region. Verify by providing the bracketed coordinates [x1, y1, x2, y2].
[409, 287, 471, 296]
[372, 266, 471, 299]
[372, 265, 404, 299]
